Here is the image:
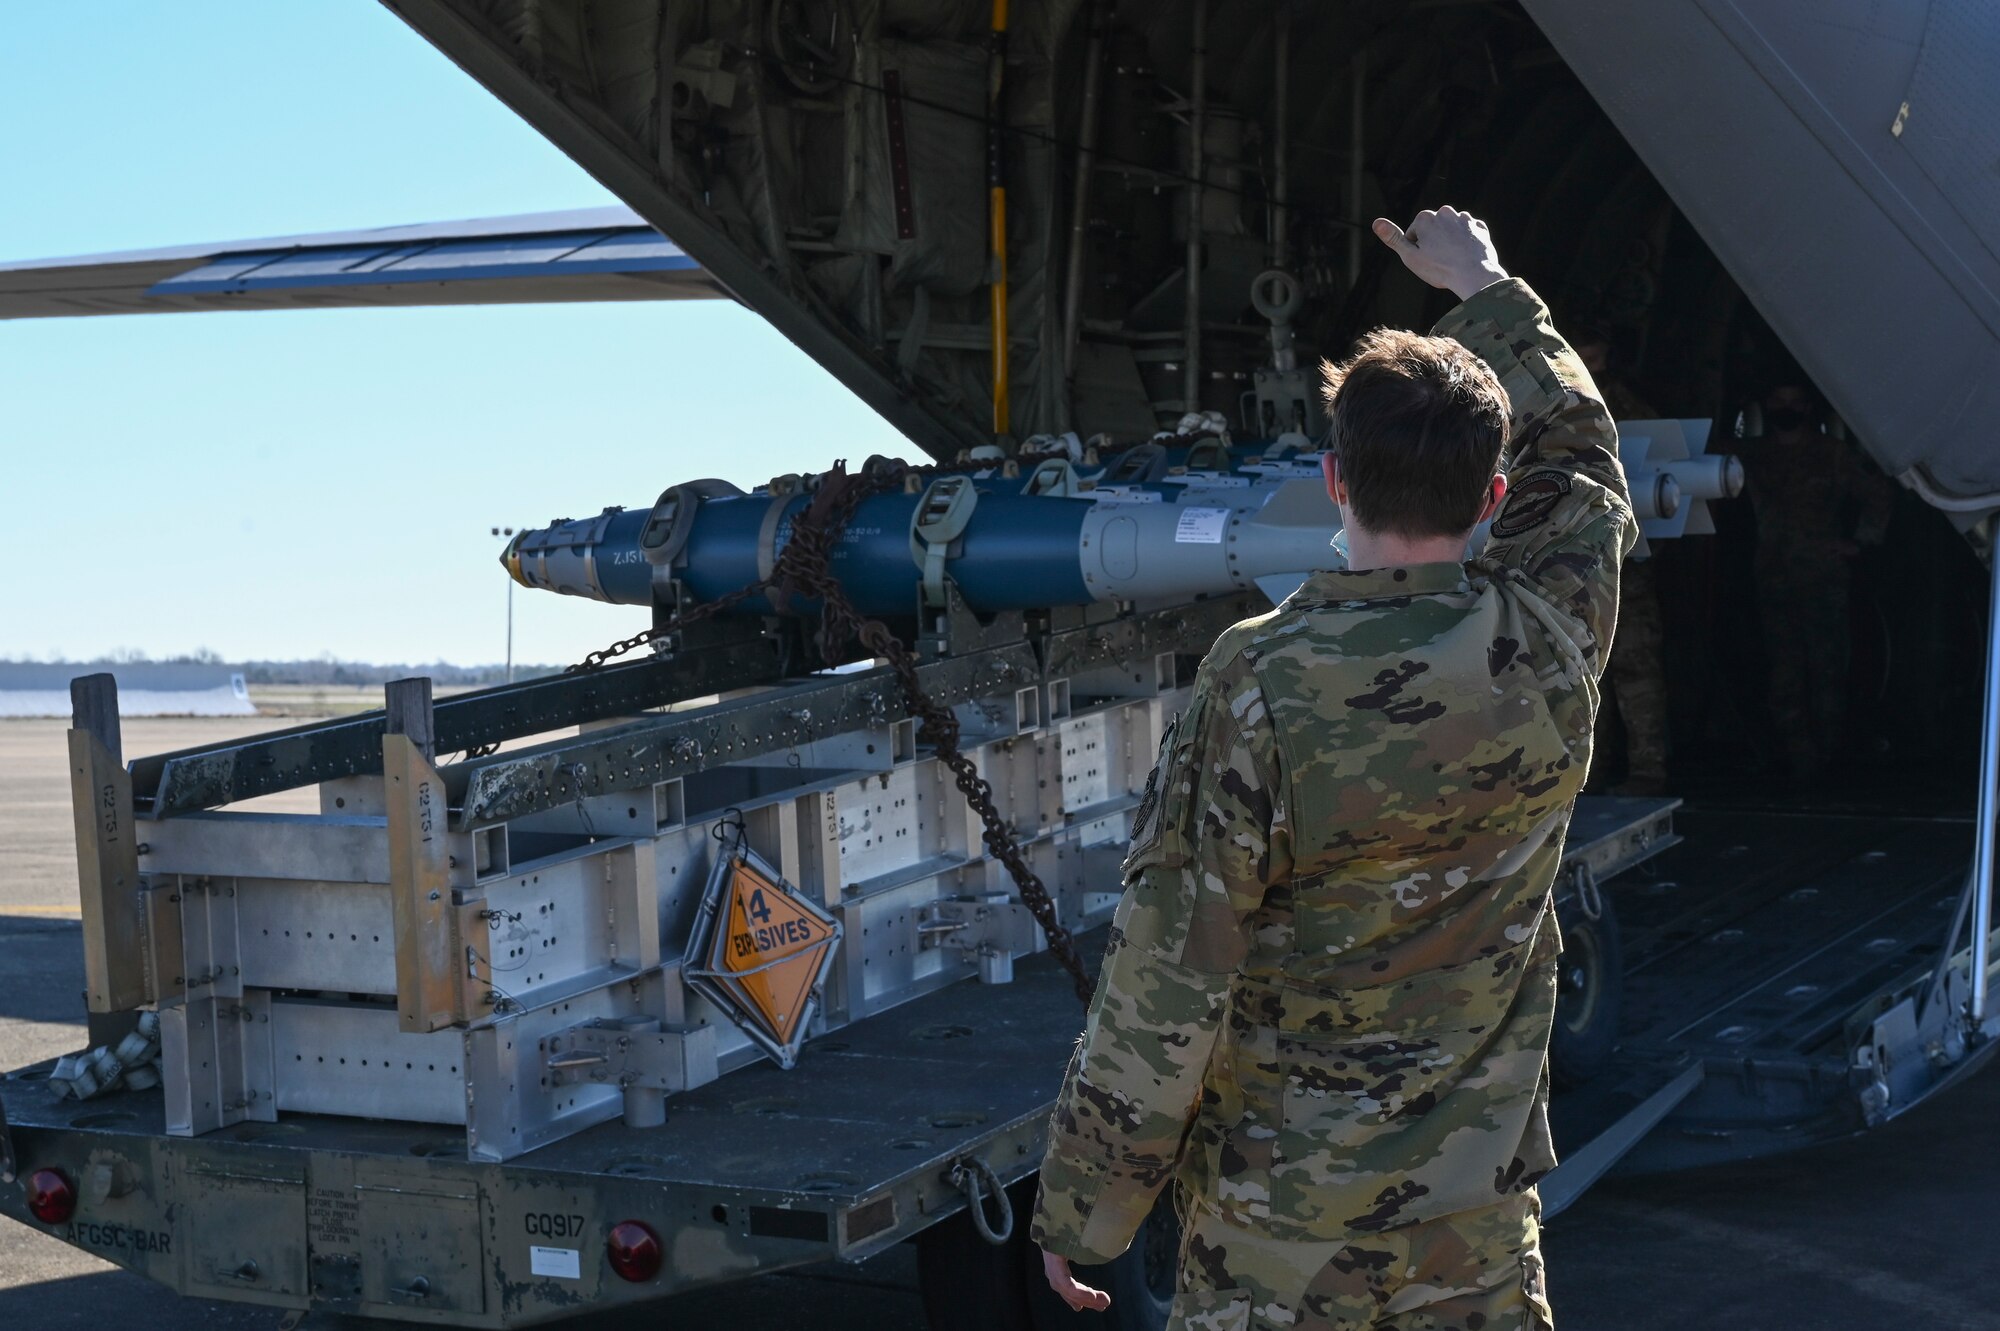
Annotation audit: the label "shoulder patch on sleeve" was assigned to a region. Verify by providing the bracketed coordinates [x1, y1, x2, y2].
[1126, 743, 1169, 858]
[1491, 470, 1573, 540]
[1121, 696, 1209, 878]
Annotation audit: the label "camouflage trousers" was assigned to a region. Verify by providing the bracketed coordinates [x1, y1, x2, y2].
[1757, 558, 1850, 778]
[1171, 1190, 1552, 1331]
[1602, 558, 1666, 792]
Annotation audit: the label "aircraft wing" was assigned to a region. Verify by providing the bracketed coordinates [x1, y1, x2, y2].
[0, 206, 724, 319]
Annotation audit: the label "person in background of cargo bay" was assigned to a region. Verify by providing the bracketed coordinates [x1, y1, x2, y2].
[1573, 327, 1668, 795]
[1741, 378, 1894, 784]
[1032, 206, 1634, 1330]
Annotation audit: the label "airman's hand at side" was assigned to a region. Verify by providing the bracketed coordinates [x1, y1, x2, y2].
[1041, 1249, 1112, 1313]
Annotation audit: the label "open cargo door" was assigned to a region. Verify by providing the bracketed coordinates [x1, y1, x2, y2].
[1521, 0, 2000, 522]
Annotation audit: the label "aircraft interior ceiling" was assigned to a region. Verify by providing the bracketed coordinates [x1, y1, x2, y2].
[387, 0, 1994, 796]
[397, 0, 2000, 518]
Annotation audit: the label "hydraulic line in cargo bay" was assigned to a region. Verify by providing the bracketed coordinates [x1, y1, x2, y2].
[988, 0, 1010, 438]
[1972, 563, 2000, 1021]
[1184, 0, 1208, 413]
[1271, 3, 1289, 271]
[1060, 0, 1107, 384]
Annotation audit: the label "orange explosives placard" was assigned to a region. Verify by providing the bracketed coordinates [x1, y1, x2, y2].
[719, 857, 834, 1046]
[685, 840, 841, 1069]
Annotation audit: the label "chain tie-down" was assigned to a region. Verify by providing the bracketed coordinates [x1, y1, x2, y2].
[565, 457, 1096, 1005]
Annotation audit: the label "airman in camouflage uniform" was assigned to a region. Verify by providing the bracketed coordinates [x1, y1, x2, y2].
[1740, 381, 1895, 780]
[1034, 209, 1634, 1330]
[1573, 334, 1668, 795]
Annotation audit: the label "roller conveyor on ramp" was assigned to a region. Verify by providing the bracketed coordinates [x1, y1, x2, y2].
[1552, 807, 1981, 1197]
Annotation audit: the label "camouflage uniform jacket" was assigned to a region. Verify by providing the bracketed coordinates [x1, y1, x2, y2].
[1032, 278, 1636, 1263]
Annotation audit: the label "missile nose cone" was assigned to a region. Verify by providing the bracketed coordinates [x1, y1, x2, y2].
[498, 532, 528, 586]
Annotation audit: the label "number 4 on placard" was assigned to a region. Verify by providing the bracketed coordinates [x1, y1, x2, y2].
[748, 888, 773, 925]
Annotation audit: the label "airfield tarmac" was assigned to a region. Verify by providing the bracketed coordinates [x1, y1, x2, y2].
[1, 715, 1996, 1330]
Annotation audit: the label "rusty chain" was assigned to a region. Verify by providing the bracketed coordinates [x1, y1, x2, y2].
[564, 586, 763, 675]
[561, 458, 1096, 1005]
[456, 590, 762, 759]
[455, 577, 763, 761]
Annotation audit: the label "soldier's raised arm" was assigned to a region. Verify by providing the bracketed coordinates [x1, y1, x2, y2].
[1030, 637, 1292, 1281]
[1378, 208, 1638, 670]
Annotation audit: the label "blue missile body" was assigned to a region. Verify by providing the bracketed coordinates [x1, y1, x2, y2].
[513, 489, 1107, 616]
[678, 490, 1094, 614]
[501, 422, 1741, 619]
[502, 449, 1350, 617]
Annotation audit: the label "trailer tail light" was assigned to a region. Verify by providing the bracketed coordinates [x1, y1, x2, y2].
[26, 1169, 75, 1224]
[606, 1220, 662, 1282]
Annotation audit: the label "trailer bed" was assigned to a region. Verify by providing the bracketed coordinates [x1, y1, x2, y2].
[14, 800, 1983, 1324]
[0, 934, 1088, 1324]
[0, 797, 1682, 1326]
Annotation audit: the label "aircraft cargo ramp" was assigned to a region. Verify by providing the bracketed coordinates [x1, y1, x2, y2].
[1603, 809, 1978, 1167]
[1545, 805, 1985, 1212]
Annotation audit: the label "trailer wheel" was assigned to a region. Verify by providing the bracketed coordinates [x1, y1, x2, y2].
[916, 1177, 1039, 1331]
[1551, 889, 1624, 1089]
[1023, 1190, 1178, 1331]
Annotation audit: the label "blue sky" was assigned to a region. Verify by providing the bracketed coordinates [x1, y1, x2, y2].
[0, 3, 911, 667]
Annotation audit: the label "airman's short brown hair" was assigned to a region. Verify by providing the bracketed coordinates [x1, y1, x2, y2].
[1320, 329, 1511, 539]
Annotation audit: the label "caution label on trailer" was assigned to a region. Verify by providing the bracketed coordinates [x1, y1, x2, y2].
[720, 857, 835, 1045]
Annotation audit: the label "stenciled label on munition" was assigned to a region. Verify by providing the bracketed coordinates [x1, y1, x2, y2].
[1174, 507, 1230, 544]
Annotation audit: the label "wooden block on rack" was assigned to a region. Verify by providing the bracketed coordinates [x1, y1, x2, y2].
[68, 674, 148, 1013]
[384, 679, 472, 1033]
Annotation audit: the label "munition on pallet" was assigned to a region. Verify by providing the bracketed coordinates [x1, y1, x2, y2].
[500, 430, 1740, 617]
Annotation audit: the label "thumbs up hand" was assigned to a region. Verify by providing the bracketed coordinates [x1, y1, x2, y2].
[1374, 206, 1510, 301]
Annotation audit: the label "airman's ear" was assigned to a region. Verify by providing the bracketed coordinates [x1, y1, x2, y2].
[1476, 474, 1509, 524]
[1321, 451, 1348, 506]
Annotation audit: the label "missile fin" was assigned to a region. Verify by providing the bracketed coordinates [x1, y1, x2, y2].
[1255, 572, 1310, 606]
[1245, 477, 1341, 529]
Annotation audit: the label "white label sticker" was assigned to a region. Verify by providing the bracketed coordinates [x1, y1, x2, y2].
[1174, 507, 1230, 544]
[531, 1245, 581, 1279]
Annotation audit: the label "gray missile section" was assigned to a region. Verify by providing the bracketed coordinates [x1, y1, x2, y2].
[1078, 475, 1345, 608]
[1618, 419, 1745, 556]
